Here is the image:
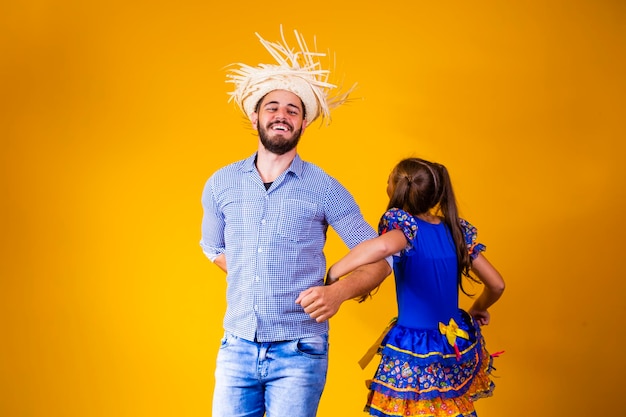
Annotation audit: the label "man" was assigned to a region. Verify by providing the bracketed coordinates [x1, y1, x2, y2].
[200, 27, 391, 417]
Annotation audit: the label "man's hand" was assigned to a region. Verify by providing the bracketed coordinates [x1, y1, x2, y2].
[295, 285, 345, 323]
[296, 260, 391, 323]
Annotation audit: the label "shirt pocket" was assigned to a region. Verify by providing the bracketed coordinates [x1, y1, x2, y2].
[277, 199, 317, 242]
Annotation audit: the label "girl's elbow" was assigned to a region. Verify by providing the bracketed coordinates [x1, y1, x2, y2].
[494, 279, 505, 295]
[484, 273, 505, 295]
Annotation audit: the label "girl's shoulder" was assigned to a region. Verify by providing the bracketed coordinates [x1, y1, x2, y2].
[459, 218, 487, 258]
[459, 218, 476, 235]
[383, 207, 410, 217]
[378, 208, 418, 241]
[380, 207, 415, 226]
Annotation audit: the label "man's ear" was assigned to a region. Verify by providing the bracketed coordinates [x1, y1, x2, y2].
[251, 113, 258, 130]
[301, 119, 308, 131]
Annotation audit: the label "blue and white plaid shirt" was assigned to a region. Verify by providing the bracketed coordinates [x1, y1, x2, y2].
[200, 153, 378, 342]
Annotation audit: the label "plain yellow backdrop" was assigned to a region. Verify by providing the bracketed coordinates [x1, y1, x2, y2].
[1, 1, 625, 416]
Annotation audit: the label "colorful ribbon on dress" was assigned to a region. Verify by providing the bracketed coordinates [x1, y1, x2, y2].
[439, 318, 469, 361]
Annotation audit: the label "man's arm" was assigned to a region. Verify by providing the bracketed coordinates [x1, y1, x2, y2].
[300, 177, 392, 321]
[295, 259, 391, 323]
[200, 176, 227, 265]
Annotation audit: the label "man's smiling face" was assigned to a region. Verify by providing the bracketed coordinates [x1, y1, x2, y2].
[253, 89, 308, 155]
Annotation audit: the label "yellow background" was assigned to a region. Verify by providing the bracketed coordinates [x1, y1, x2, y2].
[1, 1, 625, 416]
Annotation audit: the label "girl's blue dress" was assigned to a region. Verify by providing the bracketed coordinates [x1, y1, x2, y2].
[364, 208, 497, 417]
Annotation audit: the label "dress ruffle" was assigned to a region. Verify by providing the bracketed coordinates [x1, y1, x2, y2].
[364, 310, 496, 417]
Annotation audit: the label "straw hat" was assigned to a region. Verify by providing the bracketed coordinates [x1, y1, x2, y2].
[226, 26, 354, 125]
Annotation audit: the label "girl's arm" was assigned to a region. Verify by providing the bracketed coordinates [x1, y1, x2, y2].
[468, 253, 505, 325]
[327, 229, 407, 281]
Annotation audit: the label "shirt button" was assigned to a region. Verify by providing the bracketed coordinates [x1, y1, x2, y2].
[255, 276, 260, 282]
[254, 305, 259, 311]
[261, 219, 266, 225]
[258, 248, 263, 253]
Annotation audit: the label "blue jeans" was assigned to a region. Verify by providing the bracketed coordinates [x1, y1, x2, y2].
[212, 332, 329, 417]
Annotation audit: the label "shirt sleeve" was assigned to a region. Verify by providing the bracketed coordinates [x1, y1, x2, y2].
[459, 218, 486, 260]
[324, 177, 393, 269]
[324, 177, 378, 248]
[199, 176, 226, 262]
[377, 208, 418, 255]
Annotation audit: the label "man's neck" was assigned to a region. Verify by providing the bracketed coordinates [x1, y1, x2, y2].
[255, 147, 297, 183]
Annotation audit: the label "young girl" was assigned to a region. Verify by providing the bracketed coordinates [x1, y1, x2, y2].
[327, 157, 505, 417]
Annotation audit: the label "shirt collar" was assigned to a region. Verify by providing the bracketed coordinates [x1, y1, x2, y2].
[242, 152, 304, 179]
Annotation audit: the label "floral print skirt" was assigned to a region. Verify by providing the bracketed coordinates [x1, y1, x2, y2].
[364, 311, 497, 417]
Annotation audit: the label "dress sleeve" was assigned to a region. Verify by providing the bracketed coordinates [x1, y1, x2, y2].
[377, 208, 418, 255]
[460, 218, 486, 260]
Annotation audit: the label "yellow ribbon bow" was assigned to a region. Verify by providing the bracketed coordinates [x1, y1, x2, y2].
[439, 318, 469, 348]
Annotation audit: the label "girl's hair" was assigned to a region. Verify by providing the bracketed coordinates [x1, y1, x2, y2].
[387, 158, 480, 294]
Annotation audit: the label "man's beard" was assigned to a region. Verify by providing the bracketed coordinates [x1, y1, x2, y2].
[258, 122, 302, 155]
